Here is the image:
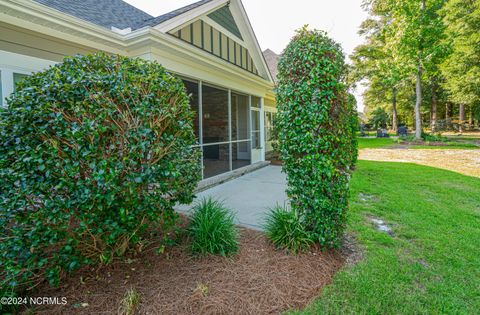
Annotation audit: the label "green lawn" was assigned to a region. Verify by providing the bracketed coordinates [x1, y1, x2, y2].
[297, 160, 480, 314]
[358, 137, 479, 150]
[358, 138, 395, 149]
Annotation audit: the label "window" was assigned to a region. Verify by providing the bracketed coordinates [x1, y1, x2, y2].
[173, 78, 263, 178]
[265, 111, 276, 142]
[1, 70, 31, 107]
[202, 84, 230, 178]
[0, 71, 2, 106]
[182, 79, 200, 139]
[13, 73, 29, 92]
[251, 109, 261, 149]
[231, 92, 250, 170]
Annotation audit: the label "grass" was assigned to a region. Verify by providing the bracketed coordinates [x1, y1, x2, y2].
[295, 160, 480, 314]
[264, 205, 312, 253]
[358, 137, 479, 149]
[188, 198, 239, 256]
[358, 137, 395, 149]
[119, 288, 141, 315]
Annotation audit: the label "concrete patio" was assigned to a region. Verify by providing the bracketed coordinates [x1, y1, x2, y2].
[177, 165, 288, 230]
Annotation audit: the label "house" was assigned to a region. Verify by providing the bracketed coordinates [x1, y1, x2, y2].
[262, 48, 280, 153]
[0, 0, 277, 179]
[262, 48, 280, 83]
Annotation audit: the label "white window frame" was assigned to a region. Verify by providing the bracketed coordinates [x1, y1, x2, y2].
[0, 50, 57, 108]
[1, 67, 33, 108]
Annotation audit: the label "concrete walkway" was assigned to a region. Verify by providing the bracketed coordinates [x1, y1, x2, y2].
[177, 166, 288, 230]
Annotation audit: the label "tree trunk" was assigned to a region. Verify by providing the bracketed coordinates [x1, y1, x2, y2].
[415, 63, 423, 139]
[392, 87, 398, 132]
[431, 85, 437, 133]
[415, 0, 425, 140]
[445, 103, 451, 130]
[469, 106, 474, 127]
[459, 104, 465, 133]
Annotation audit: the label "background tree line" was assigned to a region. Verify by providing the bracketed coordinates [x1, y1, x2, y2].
[351, 0, 480, 138]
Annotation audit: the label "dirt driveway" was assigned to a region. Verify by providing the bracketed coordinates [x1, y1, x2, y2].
[359, 149, 480, 178]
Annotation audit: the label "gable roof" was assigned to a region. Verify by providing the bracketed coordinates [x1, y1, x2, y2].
[133, 0, 213, 30]
[33, 0, 153, 30]
[263, 49, 280, 82]
[30, 0, 273, 83]
[32, 0, 213, 31]
[207, 6, 242, 40]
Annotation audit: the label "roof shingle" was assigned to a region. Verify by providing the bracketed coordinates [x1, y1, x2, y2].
[33, 0, 213, 31]
[263, 49, 280, 82]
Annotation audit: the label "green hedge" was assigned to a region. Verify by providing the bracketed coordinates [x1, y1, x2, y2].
[276, 27, 357, 248]
[0, 53, 201, 297]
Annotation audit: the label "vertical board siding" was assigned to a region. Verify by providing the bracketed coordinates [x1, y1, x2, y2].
[228, 38, 235, 62]
[219, 31, 223, 58]
[234, 41, 237, 64]
[212, 29, 220, 56]
[200, 21, 205, 49]
[190, 23, 194, 44]
[180, 25, 191, 42]
[172, 20, 260, 76]
[241, 47, 247, 69]
[236, 43, 242, 67]
[204, 24, 212, 53]
[221, 34, 228, 60]
[193, 20, 202, 48]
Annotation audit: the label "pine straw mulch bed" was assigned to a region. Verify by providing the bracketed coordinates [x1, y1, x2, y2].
[31, 226, 348, 314]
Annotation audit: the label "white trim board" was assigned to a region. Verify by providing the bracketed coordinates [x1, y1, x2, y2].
[154, 0, 228, 33]
[153, 0, 273, 83]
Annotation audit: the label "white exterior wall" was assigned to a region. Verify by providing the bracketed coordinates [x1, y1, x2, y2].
[0, 50, 57, 107]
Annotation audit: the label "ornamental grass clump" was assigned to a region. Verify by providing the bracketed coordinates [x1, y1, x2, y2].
[264, 205, 312, 254]
[0, 53, 201, 298]
[276, 27, 358, 248]
[188, 198, 238, 256]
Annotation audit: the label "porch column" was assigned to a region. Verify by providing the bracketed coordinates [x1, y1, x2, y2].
[260, 97, 265, 162]
[198, 80, 204, 180]
[228, 89, 232, 171]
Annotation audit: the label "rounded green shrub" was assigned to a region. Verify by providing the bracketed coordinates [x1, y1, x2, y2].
[264, 205, 312, 254]
[276, 27, 358, 248]
[188, 198, 238, 256]
[0, 53, 201, 296]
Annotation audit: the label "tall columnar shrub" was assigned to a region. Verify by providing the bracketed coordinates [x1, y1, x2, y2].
[0, 53, 201, 296]
[276, 27, 358, 248]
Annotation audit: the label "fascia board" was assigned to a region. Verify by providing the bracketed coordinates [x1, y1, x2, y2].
[154, 0, 228, 33]
[228, 0, 274, 83]
[200, 16, 246, 46]
[1, 0, 127, 52]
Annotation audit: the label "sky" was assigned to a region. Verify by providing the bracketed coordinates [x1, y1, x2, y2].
[124, 0, 368, 111]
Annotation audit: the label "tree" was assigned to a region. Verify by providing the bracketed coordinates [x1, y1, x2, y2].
[369, 107, 389, 129]
[276, 27, 357, 248]
[354, 0, 449, 137]
[350, 1, 407, 132]
[390, 0, 446, 138]
[441, 0, 480, 132]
